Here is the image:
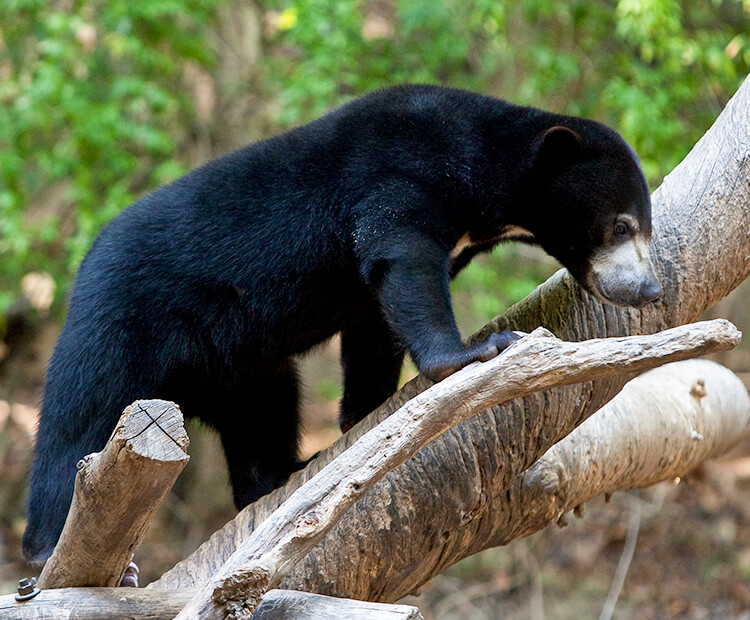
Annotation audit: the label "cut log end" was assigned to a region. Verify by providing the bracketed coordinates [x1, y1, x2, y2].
[215, 565, 271, 619]
[117, 400, 189, 461]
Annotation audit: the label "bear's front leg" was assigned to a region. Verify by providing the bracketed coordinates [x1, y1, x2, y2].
[373, 233, 522, 382]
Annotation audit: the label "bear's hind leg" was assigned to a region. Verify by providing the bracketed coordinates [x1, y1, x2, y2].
[213, 359, 301, 510]
[339, 311, 405, 433]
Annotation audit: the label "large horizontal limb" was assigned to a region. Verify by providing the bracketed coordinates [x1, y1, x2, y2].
[0, 588, 423, 620]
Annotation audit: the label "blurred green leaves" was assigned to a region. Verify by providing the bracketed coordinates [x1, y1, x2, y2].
[452, 245, 558, 331]
[263, 0, 512, 123]
[0, 0, 748, 321]
[0, 0, 218, 319]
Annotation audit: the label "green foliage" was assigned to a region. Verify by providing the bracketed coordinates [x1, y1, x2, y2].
[1, 0, 748, 321]
[452, 245, 557, 331]
[605, 0, 750, 179]
[263, 0, 510, 124]
[0, 0, 218, 318]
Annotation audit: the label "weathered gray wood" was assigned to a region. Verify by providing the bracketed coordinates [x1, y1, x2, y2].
[153, 75, 750, 603]
[465, 358, 750, 549]
[0, 588, 422, 620]
[0, 587, 193, 620]
[38, 400, 189, 589]
[173, 320, 739, 619]
[252, 589, 424, 619]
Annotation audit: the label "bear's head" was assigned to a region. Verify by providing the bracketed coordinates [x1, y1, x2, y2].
[524, 124, 661, 309]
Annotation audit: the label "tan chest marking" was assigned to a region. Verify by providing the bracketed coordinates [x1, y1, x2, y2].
[449, 226, 535, 260]
[449, 233, 474, 259]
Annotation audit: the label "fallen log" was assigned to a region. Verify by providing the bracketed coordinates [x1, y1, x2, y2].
[0, 588, 423, 620]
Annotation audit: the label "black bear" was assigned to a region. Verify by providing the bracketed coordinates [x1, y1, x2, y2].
[23, 84, 660, 562]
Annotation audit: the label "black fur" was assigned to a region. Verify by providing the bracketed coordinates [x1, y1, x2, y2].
[23, 85, 653, 562]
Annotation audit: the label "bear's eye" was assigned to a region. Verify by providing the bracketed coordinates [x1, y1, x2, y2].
[613, 221, 630, 237]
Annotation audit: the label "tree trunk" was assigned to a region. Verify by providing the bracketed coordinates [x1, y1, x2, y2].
[151, 75, 750, 600]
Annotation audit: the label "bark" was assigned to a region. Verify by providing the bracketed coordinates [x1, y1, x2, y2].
[152, 75, 750, 600]
[38, 400, 189, 589]
[0, 588, 422, 620]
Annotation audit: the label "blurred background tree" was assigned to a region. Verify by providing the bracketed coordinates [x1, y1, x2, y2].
[1, 0, 750, 615]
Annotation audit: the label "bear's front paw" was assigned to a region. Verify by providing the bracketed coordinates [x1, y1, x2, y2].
[474, 330, 524, 362]
[421, 330, 525, 382]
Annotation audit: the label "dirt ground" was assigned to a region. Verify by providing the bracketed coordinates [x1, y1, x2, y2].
[1, 283, 750, 618]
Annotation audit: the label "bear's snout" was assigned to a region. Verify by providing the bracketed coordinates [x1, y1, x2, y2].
[586, 235, 662, 308]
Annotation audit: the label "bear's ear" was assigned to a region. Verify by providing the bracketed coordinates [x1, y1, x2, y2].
[535, 125, 583, 165]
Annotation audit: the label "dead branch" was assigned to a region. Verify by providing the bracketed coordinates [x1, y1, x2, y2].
[0, 588, 422, 620]
[173, 320, 739, 619]
[38, 400, 189, 589]
[0, 587, 192, 620]
[152, 75, 750, 603]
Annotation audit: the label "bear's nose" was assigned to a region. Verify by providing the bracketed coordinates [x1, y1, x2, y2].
[639, 278, 661, 304]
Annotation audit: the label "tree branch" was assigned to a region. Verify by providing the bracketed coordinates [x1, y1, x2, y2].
[172, 321, 739, 619]
[0, 588, 423, 620]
